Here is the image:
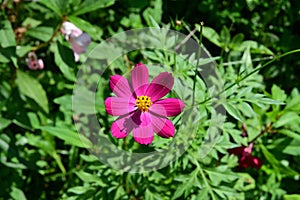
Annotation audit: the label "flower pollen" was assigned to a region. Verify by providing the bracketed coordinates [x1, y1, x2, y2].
[136, 95, 152, 112]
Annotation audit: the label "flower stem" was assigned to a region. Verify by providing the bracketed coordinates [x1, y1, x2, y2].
[199, 48, 300, 105]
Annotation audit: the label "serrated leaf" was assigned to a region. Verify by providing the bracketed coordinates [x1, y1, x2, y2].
[285, 95, 300, 111]
[39, 126, 92, 148]
[273, 112, 300, 128]
[238, 101, 255, 118]
[271, 84, 287, 102]
[224, 103, 243, 122]
[16, 70, 49, 113]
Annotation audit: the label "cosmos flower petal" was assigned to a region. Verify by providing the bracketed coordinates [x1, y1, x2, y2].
[150, 98, 185, 117]
[133, 112, 154, 144]
[146, 72, 174, 102]
[150, 114, 174, 138]
[111, 114, 138, 138]
[131, 63, 149, 96]
[105, 97, 135, 116]
[110, 75, 133, 97]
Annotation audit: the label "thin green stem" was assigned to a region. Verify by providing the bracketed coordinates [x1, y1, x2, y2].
[194, 159, 217, 200]
[192, 22, 204, 106]
[199, 49, 300, 105]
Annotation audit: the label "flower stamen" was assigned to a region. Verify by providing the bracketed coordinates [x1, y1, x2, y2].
[136, 95, 152, 112]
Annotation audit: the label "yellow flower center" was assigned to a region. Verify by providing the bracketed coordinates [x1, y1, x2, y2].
[135, 95, 152, 112]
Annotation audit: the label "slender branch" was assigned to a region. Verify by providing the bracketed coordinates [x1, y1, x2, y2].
[192, 22, 204, 106]
[193, 159, 217, 200]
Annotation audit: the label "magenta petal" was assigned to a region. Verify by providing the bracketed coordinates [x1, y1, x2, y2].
[131, 63, 149, 96]
[146, 72, 174, 102]
[111, 114, 138, 138]
[133, 112, 154, 145]
[105, 97, 134, 116]
[110, 75, 132, 97]
[150, 114, 174, 138]
[150, 98, 185, 117]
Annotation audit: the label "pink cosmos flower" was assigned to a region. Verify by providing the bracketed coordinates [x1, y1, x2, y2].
[26, 52, 44, 70]
[228, 143, 263, 169]
[61, 21, 91, 62]
[104, 63, 185, 145]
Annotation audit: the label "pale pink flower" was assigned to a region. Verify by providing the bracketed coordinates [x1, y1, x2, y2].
[105, 63, 185, 145]
[61, 21, 91, 62]
[26, 52, 44, 70]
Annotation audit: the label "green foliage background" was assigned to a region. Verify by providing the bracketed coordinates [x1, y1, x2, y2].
[0, 0, 300, 199]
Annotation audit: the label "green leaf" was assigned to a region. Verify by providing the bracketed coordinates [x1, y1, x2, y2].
[284, 194, 300, 200]
[282, 139, 300, 156]
[260, 144, 298, 176]
[16, 70, 49, 113]
[67, 186, 90, 195]
[16, 46, 33, 58]
[220, 26, 231, 46]
[202, 26, 221, 47]
[73, 0, 115, 16]
[39, 126, 92, 148]
[68, 16, 103, 40]
[285, 95, 300, 111]
[271, 84, 287, 102]
[53, 42, 76, 81]
[25, 26, 54, 42]
[230, 33, 245, 49]
[234, 173, 255, 191]
[238, 101, 256, 118]
[0, 20, 16, 47]
[239, 40, 274, 55]
[22, 17, 42, 28]
[26, 133, 66, 173]
[204, 166, 239, 186]
[75, 171, 106, 186]
[0, 118, 11, 130]
[278, 129, 300, 143]
[10, 187, 27, 200]
[73, 86, 97, 114]
[273, 112, 300, 128]
[224, 102, 243, 122]
[38, 0, 67, 16]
